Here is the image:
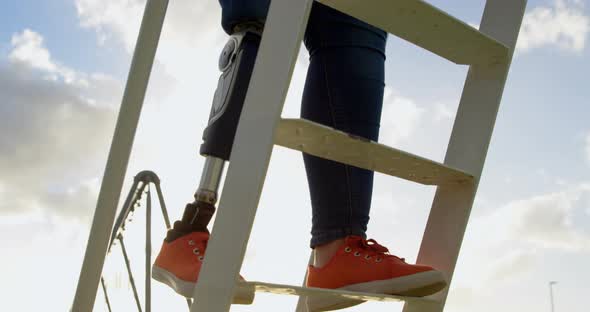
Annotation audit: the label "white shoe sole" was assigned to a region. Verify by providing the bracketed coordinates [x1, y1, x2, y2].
[152, 265, 254, 304]
[306, 270, 447, 312]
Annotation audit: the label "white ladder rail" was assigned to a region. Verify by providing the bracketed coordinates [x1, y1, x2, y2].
[404, 1, 528, 311]
[190, 0, 315, 311]
[72, 0, 169, 310]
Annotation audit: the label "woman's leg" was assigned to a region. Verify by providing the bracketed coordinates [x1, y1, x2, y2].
[301, 9, 447, 308]
[301, 3, 387, 251]
[168, 1, 386, 249]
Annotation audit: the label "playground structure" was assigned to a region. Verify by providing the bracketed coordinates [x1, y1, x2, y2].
[99, 171, 193, 311]
[72, 0, 528, 311]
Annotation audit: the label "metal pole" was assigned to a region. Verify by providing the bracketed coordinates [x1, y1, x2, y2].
[120, 237, 143, 312]
[72, 0, 169, 310]
[100, 277, 113, 312]
[194, 156, 226, 205]
[154, 182, 172, 229]
[110, 181, 148, 250]
[146, 186, 152, 312]
[549, 281, 557, 312]
[151, 179, 192, 308]
[110, 179, 140, 249]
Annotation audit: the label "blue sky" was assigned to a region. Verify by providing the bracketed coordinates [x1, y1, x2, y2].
[1, 0, 589, 311]
[0, 0, 126, 75]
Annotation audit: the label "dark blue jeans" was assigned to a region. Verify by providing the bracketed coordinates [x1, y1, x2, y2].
[219, 0, 387, 248]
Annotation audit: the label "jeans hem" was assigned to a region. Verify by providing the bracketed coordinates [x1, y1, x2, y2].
[310, 227, 367, 248]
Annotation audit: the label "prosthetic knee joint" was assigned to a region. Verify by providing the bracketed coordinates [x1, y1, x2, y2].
[194, 24, 263, 206]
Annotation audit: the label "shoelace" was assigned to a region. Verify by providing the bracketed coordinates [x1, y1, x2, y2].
[354, 237, 406, 262]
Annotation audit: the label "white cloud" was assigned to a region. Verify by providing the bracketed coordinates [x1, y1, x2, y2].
[448, 183, 590, 312]
[517, 0, 590, 53]
[0, 29, 120, 221]
[460, 183, 590, 283]
[75, 0, 145, 49]
[73, 0, 228, 128]
[446, 286, 478, 311]
[486, 183, 590, 251]
[9, 29, 57, 73]
[486, 249, 537, 282]
[9, 29, 91, 87]
[379, 87, 426, 145]
[466, 183, 590, 255]
[0, 215, 91, 311]
[74, 0, 224, 70]
[432, 102, 454, 122]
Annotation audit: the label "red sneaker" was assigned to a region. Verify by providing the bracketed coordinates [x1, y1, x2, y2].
[306, 236, 447, 311]
[152, 231, 253, 304]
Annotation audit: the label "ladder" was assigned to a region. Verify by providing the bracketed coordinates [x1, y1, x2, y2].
[72, 0, 527, 311]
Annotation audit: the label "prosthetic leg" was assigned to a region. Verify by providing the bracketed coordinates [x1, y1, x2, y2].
[150, 23, 265, 304]
[191, 23, 264, 232]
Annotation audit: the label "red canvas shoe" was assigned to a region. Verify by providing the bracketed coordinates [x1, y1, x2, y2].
[306, 236, 447, 311]
[152, 231, 254, 304]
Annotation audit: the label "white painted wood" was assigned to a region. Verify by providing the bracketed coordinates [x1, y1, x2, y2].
[239, 281, 438, 305]
[403, 1, 527, 312]
[318, 0, 508, 65]
[276, 118, 474, 185]
[72, 1, 169, 310]
[189, 0, 314, 311]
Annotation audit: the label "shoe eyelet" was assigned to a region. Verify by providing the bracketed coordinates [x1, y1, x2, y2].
[364, 255, 372, 260]
[376, 257, 383, 263]
[193, 248, 200, 255]
[344, 247, 352, 253]
[198, 256, 204, 262]
[354, 251, 361, 257]
[188, 240, 196, 246]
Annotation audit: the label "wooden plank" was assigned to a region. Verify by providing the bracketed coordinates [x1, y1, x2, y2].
[238, 281, 438, 305]
[318, 0, 509, 65]
[275, 119, 473, 185]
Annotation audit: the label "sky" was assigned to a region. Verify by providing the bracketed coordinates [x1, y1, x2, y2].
[0, 0, 589, 311]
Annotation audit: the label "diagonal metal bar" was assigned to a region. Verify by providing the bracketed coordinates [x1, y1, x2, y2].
[153, 182, 171, 229]
[110, 181, 148, 251]
[119, 236, 143, 312]
[145, 186, 152, 312]
[101, 277, 113, 312]
[152, 181, 192, 308]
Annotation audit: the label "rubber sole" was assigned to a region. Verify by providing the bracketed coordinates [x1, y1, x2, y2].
[152, 265, 254, 305]
[306, 270, 447, 312]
